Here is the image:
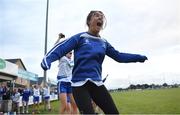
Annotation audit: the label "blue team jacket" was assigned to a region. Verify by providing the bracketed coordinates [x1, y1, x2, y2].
[41, 32, 147, 83]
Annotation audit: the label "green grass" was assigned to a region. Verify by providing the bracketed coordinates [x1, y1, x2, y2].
[112, 88, 180, 114]
[28, 100, 60, 114]
[29, 87, 180, 114]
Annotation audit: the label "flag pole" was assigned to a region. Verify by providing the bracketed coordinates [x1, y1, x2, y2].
[44, 0, 49, 86]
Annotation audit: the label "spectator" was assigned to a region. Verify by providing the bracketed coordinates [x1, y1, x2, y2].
[11, 88, 20, 114]
[0, 84, 4, 101]
[2, 85, 11, 100]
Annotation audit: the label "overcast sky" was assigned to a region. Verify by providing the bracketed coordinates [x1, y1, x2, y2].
[0, 0, 180, 89]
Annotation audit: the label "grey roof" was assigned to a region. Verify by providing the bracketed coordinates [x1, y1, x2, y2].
[6, 58, 27, 70]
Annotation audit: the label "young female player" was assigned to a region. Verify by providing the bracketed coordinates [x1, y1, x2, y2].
[55, 34, 78, 114]
[41, 10, 148, 114]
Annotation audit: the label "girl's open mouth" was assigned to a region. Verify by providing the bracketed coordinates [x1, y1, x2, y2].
[97, 21, 103, 27]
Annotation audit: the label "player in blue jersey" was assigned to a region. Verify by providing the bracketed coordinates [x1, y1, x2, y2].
[41, 10, 148, 114]
[21, 86, 31, 114]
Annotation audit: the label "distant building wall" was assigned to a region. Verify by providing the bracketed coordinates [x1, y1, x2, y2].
[15, 77, 30, 87]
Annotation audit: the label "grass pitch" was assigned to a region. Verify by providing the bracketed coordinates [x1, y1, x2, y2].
[29, 87, 180, 114]
[112, 87, 180, 114]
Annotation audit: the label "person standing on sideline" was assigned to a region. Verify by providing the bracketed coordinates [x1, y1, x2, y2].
[32, 84, 40, 114]
[21, 86, 31, 114]
[0, 84, 4, 101]
[55, 33, 78, 114]
[43, 84, 51, 111]
[11, 88, 20, 114]
[41, 10, 148, 114]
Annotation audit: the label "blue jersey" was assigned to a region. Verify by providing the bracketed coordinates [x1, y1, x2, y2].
[0, 87, 4, 95]
[22, 89, 31, 101]
[0, 87, 6, 95]
[41, 32, 147, 83]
